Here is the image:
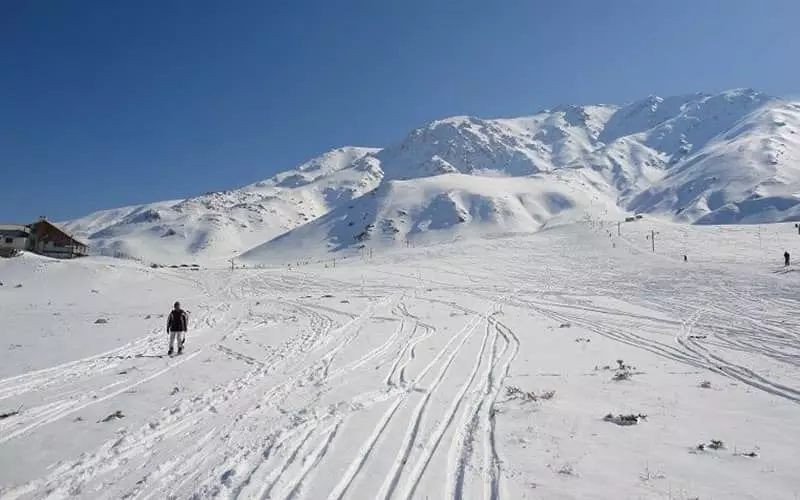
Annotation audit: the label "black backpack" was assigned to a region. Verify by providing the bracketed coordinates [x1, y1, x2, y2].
[168, 309, 188, 331]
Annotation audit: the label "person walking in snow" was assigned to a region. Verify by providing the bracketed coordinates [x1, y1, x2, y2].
[784, 251, 791, 267]
[167, 301, 189, 355]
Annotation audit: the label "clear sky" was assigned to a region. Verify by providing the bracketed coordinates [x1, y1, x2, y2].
[2, 0, 799, 222]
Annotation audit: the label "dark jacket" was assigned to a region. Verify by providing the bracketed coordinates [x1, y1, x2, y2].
[167, 309, 188, 332]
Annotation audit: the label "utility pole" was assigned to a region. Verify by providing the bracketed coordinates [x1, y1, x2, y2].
[651, 229, 655, 252]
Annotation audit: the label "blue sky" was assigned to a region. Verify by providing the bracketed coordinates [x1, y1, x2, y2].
[2, 0, 799, 222]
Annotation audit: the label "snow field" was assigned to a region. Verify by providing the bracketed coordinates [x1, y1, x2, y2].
[1, 219, 799, 499]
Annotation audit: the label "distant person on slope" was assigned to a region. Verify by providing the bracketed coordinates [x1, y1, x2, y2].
[167, 301, 189, 355]
[784, 251, 791, 267]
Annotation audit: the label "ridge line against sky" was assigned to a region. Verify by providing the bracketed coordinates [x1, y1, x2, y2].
[2, 0, 800, 222]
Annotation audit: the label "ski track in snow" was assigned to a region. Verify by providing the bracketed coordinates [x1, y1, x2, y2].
[0, 301, 233, 446]
[127, 291, 400, 499]
[493, 292, 800, 405]
[397, 246, 800, 409]
[4, 220, 800, 499]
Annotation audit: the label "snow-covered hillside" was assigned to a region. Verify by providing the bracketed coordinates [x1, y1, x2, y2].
[629, 98, 800, 223]
[61, 147, 382, 264]
[2, 220, 800, 499]
[240, 171, 623, 264]
[60, 89, 800, 264]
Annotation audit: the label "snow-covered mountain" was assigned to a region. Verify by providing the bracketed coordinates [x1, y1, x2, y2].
[60, 88, 800, 264]
[240, 171, 623, 263]
[62, 147, 382, 263]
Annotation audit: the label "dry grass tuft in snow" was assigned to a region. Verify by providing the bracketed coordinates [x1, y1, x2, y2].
[98, 410, 125, 423]
[0, 407, 21, 420]
[638, 462, 666, 482]
[505, 386, 556, 403]
[691, 439, 760, 458]
[556, 462, 577, 476]
[612, 369, 634, 381]
[696, 439, 726, 451]
[595, 358, 641, 381]
[603, 413, 648, 426]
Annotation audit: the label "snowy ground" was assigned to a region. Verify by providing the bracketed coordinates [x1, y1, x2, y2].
[1, 219, 800, 499]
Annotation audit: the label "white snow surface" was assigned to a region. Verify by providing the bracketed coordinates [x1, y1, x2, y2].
[61, 147, 382, 265]
[240, 172, 624, 264]
[58, 89, 800, 265]
[2, 219, 800, 499]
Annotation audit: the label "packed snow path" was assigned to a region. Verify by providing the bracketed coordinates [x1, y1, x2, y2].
[1, 221, 799, 499]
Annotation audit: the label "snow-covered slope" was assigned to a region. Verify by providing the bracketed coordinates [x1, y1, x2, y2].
[61, 89, 800, 264]
[629, 98, 800, 223]
[3, 221, 800, 499]
[61, 147, 381, 264]
[240, 171, 623, 264]
[374, 106, 619, 181]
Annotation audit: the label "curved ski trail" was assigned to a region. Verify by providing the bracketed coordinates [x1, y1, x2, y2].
[377, 307, 489, 500]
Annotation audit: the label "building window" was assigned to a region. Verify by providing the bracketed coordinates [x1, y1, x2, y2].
[4, 237, 12, 244]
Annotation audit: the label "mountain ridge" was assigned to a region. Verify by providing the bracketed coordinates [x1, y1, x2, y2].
[60, 88, 800, 264]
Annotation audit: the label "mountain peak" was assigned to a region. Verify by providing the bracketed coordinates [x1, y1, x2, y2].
[424, 115, 478, 129]
[721, 87, 769, 99]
